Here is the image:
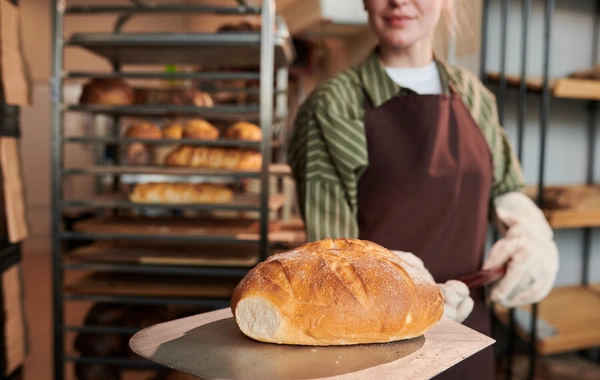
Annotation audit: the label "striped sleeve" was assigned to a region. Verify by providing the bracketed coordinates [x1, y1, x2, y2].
[288, 70, 368, 242]
[451, 68, 526, 199]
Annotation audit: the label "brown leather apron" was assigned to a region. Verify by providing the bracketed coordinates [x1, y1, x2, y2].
[357, 88, 495, 379]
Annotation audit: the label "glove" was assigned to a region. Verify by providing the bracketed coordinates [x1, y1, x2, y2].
[392, 251, 474, 323]
[484, 192, 559, 308]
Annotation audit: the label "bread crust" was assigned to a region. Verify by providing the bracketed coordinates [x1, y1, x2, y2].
[129, 182, 233, 204]
[80, 78, 134, 106]
[162, 124, 184, 140]
[164, 146, 262, 170]
[231, 238, 444, 345]
[182, 119, 220, 140]
[124, 122, 163, 139]
[226, 122, 262, 142]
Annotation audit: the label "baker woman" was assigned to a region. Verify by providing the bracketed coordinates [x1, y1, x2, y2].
[288, 0, 559, 378]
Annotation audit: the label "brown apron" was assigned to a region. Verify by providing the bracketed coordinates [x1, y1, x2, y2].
[357, 88, 495, 379]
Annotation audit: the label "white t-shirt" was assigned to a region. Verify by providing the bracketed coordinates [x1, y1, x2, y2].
[384, 61, 443, 95]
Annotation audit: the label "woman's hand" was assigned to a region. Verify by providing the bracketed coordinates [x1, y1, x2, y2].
[392, 251, 474, 323]
[485, 192, 559, 308]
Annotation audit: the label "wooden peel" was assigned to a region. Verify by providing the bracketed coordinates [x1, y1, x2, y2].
[458, 266, 507, 289]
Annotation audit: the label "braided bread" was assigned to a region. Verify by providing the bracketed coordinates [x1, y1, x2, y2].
[164, 146, 262, 170]
[231, 238, 443, 346]
[130, 183, 234, 204]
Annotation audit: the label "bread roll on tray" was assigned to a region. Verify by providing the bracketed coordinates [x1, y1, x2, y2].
[182, 119, 220, 140]
[80, 78, 134, 106]
[165, 146, 262, 170]
[231, 238, 443, 346]
[226, 121, 262, 142]
[130, 183, 234, 204]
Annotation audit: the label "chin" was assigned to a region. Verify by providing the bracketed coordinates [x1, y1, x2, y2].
[381, 32, 420, 49]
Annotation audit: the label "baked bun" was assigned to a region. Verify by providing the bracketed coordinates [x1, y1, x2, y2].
[162, 124, 183, 140]
[226, 122, 262, 142]
[80, 78, 134, 105]
[124, 122, 163, 139]
[231, 238, 443, 346]
[183, 119, 220, 140]
[164, 146, 261, 170]
[130, 182, 234, 204]
[134, 88, 214, 107]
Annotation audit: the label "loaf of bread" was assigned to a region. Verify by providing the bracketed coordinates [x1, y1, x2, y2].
[231, 238, 443, 346]
[124, 122, 163, 139]
[80, 78, 134, 105]
[183, 119, 220, 140]
[226, 122, 262, 141]
[163, 123, 183, 140]
[130, 182, 234, 204]
[165, 146, 262, 170]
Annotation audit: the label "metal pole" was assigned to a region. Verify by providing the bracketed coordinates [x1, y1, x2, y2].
[51, 0, 65, 379]
[259, 0, 275, 261]
[517, 0, 531, 161]
[479, 0, 491, 84]
[506, 308, 515, 380]
[498, 0, 511, 126]
[582, 0, 600, 289]
[530, 1, 555, 378]
[275, 67, 289, 163]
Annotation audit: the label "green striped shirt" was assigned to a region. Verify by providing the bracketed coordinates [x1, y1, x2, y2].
[288, 50, 525, 242]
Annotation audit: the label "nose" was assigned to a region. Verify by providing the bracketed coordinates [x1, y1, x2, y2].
[389, 0, 409, 6]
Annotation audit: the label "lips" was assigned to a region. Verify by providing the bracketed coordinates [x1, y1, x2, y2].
[384, 14, 415, 27]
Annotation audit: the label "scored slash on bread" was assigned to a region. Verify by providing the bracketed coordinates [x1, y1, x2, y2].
[231, 238, 444, 346]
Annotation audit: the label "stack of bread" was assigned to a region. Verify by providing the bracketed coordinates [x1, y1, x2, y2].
[125, 120, 263, 204]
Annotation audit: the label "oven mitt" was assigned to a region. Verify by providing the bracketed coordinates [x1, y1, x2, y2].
[393, 251, 474, 323]
[484, 191, 559, 308]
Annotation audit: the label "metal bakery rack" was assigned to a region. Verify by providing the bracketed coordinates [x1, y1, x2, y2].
[51, 1, 295, 379]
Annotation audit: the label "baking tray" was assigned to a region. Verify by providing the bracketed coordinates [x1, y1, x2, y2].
[130, 308, 495, 380]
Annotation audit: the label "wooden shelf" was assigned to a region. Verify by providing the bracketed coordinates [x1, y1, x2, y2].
[524, 184, 600, 229]
[65, 272, 240, 298]
[495, 286, 600, 355]
[588, 283, 600, 297]
[488, 73, 600, 101]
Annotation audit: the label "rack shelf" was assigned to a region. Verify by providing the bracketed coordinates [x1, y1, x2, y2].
[61, 193, 288, 213]
[524, 184, 600, 229]
[487, 72, 600, 101]
[67, 216, 304, 245]
[63, 163, 291, 178]
[66, 241, 260, 268]
[65, 272, 241, 299]
[63, 136, 262, 149]
[494, 286, 600, 355]
[66, 71, 261, 80]
[66, 32, 294, 67]
[65, 104, 260, 119]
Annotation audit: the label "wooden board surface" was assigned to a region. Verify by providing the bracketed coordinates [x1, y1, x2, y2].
[65, 272, 240, 298]
[495, 286, 600, 355]
[588, 283, 600, 297]
[130, 308, 495, 380]
[0, 138, 29, 243]
[68, 241, 260, 267]
[487, 73, 600, 101]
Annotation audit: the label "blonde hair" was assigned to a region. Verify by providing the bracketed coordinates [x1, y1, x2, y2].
[434, 0, 477, 59]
